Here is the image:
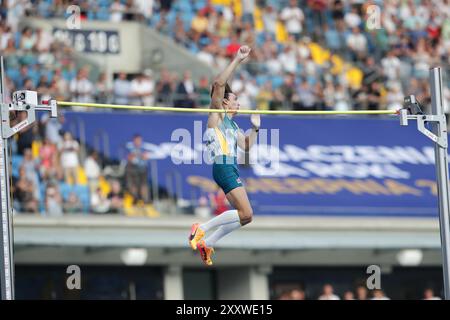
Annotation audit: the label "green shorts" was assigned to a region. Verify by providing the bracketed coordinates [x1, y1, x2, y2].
[212, 156, 243, 194]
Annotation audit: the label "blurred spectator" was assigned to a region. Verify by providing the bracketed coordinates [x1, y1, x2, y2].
[256, 81, 273, 111]
[226, 34, 241, 57]
[343, 290, 355, 300]
[91, 187, 111, 214]
[280, 0, 304, 40]
[174, 14, 188, 46]
[209, 188, 230, 216]
[174, 70, 196, 108]
[386, 83, 404, 111]
[110, 0, 126, 22]
[356, 285, 368, 300]
[156, 69, 175, 106]
[371, 289, 390, 300]
[20, 26, 36, 51]
[59, 132, 80, 185]
[241, 0, 255, 25]
[0, 23, 13, 51]
[125, 134, 150, 203]
[307, 0, 327, 28]
[16, 112, 34, 155]
[113, 72, 131, 105]
[107, 180, 124, 213]
[423, 288, 441, 300]
[190, 10, 209, 41]
[367, 82, 382, 111]
[95, 72, 111, 104]
[318, 284, 340, 300]
[70, 68, 94, 104]
[323, 80, 336, 110]
[196, 76, 211, 107]
[277, 290, 293, 300]
[262, 5, 277, 35]
[52, 70, 69, 101]
[344, 5, 362, 29]
[36, 28, 53, 52]
[231, 74, 254, 109]
[195, 195, 211, 218]
[22, 148, 40, 200]
[295, 80, 316, 110]
[134, 0, 154, 20]
[334, 84, 350, 111]
[45, 184, 63, 217]
[156, 11, 170, 36]
[131, 72, 155, 106]
[39, 137, 60, 182]
[63, 192, 83, 213]
[14, 166, 39, 213]
[159, 0, 173, 13]
[346, 27, 367, 61]
[84, 151, 102, 192]
[362, 56, 382, 86]
[290, 288, 306, 300]
[381, 51, 401, 83]
[216, 11, 232, 38]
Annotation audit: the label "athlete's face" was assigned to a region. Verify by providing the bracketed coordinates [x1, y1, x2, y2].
[223, 93, 240, 116]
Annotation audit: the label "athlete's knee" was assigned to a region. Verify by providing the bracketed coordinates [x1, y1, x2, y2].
[239, 208, 253, 226]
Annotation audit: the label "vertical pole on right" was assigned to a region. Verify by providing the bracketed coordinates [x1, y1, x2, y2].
[0, 56, 15, 300]
[430, 67, 450, 299]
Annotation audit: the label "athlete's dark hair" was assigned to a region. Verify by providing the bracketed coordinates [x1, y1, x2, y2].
[210, 82, 233, 100]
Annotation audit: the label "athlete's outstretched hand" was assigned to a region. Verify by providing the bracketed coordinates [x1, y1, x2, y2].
[236, 45, 251, 63]
[250, 114, 260, 130]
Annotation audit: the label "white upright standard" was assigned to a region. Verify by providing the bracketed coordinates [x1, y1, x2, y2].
[0, 56, 57, 300]
[400, 67, 450, 299]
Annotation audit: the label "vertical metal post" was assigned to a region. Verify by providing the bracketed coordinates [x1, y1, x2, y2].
[430, 67, 450, 299]
[150, 160, 159, 203]
[0, 56, 15, 300]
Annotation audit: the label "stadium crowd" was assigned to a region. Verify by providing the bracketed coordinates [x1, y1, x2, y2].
[1, 0, 449, 111]
[275, 283, 442, 300]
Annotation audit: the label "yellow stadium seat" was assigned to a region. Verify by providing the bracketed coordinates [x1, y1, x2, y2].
[275, 21, 288, 43]
[144, 204, 160, 218]
[254, 6, 264, 32]
[123, 192, 134, 209]
[31, 140, 41, 159]
[346, 67, 363, 90]
[233, 0, 242, 17]
[212, 0, 231, 5]
[76, 166, 88, 185]
[330, 54, 344, 75]
[98, 176, 110, 196]
[309, 43, 330, 66]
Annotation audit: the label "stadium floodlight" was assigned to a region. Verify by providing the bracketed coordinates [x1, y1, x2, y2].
[396, 249, 424, 267]
[120, 248, 148, 266]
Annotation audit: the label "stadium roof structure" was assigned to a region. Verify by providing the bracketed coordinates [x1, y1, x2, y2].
[13, 215, 442, 267]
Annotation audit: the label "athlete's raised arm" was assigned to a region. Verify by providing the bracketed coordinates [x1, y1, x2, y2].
[210, 45, 251, 110]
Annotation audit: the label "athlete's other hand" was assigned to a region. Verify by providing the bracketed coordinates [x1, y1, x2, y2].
[236, 46, 251, 63]
[250, 114, 260, 130]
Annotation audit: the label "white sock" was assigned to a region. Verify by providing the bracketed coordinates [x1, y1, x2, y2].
[204, 221, 241, 247]
[200, 209, 240, 232]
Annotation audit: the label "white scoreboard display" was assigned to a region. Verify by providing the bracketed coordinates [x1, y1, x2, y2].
[53, 28, 121, 54]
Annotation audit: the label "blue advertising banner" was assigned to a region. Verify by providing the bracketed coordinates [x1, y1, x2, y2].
[64, 111, 444, 217]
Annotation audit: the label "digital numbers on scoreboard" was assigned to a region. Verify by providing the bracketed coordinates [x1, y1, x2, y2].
[53, 28, 121, 54]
